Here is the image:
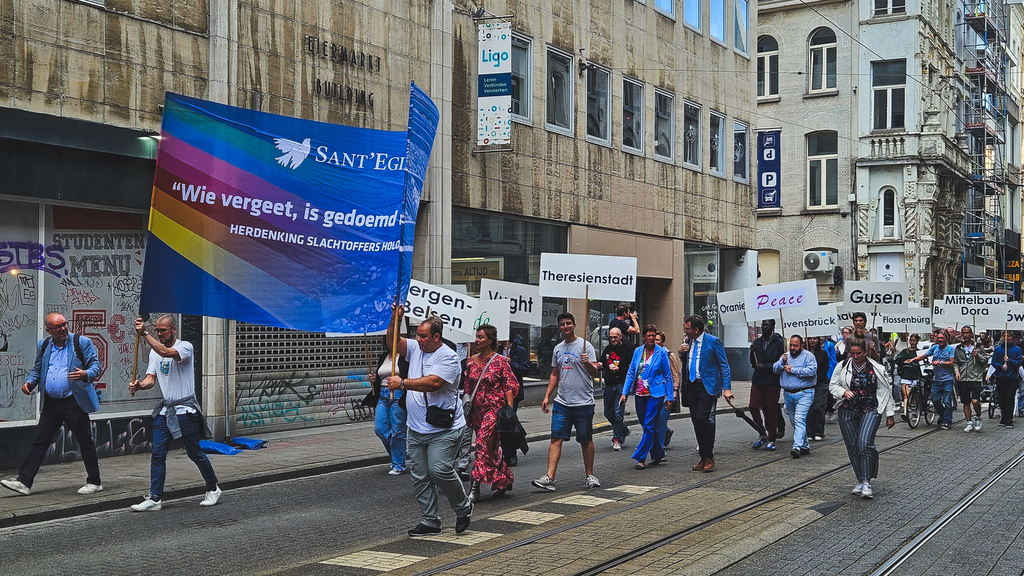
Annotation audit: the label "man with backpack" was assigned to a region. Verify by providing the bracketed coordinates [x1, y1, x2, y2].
[1, 314, 103, 497]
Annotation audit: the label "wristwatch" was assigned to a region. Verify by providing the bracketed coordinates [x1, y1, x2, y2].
[399, 379, 406, 390]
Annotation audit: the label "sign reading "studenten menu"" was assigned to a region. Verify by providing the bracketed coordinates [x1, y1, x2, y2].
[539, 253, 638, 301]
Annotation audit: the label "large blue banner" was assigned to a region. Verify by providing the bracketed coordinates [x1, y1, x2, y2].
[139, 83, 438, 334]
[758, 130, 781, 209]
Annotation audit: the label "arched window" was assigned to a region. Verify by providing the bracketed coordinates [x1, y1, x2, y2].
[757, 36, 779, 98]
[809, 28, 837, 93]
[880, 187, 899, 239]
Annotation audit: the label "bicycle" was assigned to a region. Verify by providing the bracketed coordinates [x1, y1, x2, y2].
[905, 373, 935, 429]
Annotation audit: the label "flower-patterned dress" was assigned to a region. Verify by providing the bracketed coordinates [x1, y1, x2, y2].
[465, 353, 520, 490]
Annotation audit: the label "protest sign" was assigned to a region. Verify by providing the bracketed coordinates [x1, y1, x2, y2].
[742, 280, 819, 321]
[782, 304, 838, 339]
[715, 289, 747, 325]
[877, 304, 932, 333]
[842, 281, 910, 315]
[539, 253, 638, 301]
[404, 279, 478, 338]
[139, 85, 438, 333]
[470, 301, 511, 341]
[479, 278, 542, 325]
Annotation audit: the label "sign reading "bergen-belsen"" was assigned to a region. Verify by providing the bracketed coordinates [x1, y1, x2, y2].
[539, 253, 638, 302]
[404, 279, 478, 337]
[842, 281, 910, 314]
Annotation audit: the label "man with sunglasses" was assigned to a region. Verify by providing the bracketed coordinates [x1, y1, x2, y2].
[1, 314, 103, 497]
[129, 315, 221, 511]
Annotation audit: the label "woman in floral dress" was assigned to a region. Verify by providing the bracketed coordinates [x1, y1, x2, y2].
[465, 324, 519, 502]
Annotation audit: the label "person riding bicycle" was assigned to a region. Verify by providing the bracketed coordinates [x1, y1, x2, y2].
[894, 334, 922, 423]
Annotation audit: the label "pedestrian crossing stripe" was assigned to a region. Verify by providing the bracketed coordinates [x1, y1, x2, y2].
[552, 495, 615, 506]
[605, 485, 659, 494]
[490, 510, 564, 524]
[412, 531, 502, 545]
[320, 550, 427, 571]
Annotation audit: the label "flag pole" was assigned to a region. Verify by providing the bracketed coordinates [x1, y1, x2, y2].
[130, 330, 140, 397]
[583, 286, 590, 354]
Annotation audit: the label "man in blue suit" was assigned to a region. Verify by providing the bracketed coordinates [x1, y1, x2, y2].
[679, 315, 732, 472]
[1, 313, 103, 496]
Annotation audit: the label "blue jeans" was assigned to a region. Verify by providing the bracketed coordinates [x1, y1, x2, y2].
[406, 426, 472, 529]
[931, 379, 954, 425]
[631, 395, 665, 463]
[1017, 380, 1024, 416]
[603, 383, 627, 441]
[150, 413, 218, 499]
[784, 388, 814, 450]
[375, 394, 407, 470]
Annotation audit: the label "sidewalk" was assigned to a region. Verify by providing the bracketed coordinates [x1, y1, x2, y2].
[0, 381, 753, 527]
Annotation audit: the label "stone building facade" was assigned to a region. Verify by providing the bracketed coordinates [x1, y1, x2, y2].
[0, 0, 757, 456]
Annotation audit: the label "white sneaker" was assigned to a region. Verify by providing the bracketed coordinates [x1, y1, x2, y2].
[1, 479, 30, 496]
[388, 466, 406, 475]
[586, 475, 601, 488]
[531, 474, 556, 491]
[200, 486, 222, 507]
[861, 484, 874, 499]
[964, 421, 975, 432]
[974, 417, 982, 431]
[131, 496, 162, 512]
[77, 483, 103, 495]
[851, 482, 864, 495]
[612, 440, 622, 451]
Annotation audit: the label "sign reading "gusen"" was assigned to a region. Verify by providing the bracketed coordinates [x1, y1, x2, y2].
[842, 281, 910, 314]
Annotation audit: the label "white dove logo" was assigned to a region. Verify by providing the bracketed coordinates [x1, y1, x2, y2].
[274, 137, 311, 169]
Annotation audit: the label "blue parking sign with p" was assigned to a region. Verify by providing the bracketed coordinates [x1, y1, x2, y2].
[758, 130, 781, 209]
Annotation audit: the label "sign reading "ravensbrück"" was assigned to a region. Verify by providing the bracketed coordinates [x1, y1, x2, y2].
[539, 253, 638, 301]
[783, 304, 838, 338]
[842, 281, 910, 314]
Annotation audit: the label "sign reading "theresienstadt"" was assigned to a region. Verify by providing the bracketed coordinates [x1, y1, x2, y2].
[842, 281, 910, 314]
[539, 253, 638, 301]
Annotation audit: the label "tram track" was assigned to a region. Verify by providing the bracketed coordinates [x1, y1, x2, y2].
[412, 421, 950, 576]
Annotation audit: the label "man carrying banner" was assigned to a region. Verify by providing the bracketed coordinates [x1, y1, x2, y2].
[774, 335, 817, 458]
[384, 306, 473, 536]
[904, 329, 956, 430]
[954, 326, 988, 432]
[533, 313, 601, 491]
[749, 319, 784, 450]
[129, 315, 221, 511]
[680, 315, 732, 472]
[1, 313, 103, 497]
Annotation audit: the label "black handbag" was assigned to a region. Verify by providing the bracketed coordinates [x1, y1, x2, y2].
[425, 402, 456, 428]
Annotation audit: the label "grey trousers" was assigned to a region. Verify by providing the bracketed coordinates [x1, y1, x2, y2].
[407, 426, 472, 528]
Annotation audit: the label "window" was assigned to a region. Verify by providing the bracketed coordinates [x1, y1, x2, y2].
[683, 102, 701, 168]
[872, 60, 906, 130]
[710, 0, 726, 42]
[709, 112, 725, 174]
[873, 0, 906, 17]
[733, 120, 748, 181]
[655, 0, 675, 17]
[510, 36, 532, 122]
[734, 0, 748, 53]
[586, 67, 610, 144]
[757, 36, 779, 98]
[881, 188, 898, 238]
[546, 48, 573, 133]
[807, 132, 838, 208]
[655, 91, 674, 161]
[622, 78, 644, 153]
[684, 0, 700, 29]
[809, 28, 837, 92]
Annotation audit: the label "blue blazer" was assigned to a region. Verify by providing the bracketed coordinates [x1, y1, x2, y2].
[687, 333, 732, 396]
[26, 333, 102, 414]
[623, 345, 675, 401]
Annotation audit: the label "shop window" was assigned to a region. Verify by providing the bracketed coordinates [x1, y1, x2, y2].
[710, 112, 725, 175]
[511, 35, 532, 122]
[757, 36, 779, 98]
[872, 59, 906, 130]
[807, 131, 838, 208]
[809, 28, 837, 93]
[546, 47, 573, 134]
[655, 90, 674, 161]
[683, 101, 701, 168]
[622, 78, 644, 153]
[586, 66, 610, 144]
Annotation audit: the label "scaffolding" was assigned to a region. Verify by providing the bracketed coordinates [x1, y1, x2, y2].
[961, 0, 1015, 294]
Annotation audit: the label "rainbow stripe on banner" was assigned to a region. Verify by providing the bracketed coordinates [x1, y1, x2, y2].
[140, 84, 439, 333]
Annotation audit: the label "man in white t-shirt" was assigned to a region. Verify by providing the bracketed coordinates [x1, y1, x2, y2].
[128, 315, 221, 511]
[385, 305, 472, 537]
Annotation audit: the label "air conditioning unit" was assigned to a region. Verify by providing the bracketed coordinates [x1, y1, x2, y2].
[803, 250, 836, 273]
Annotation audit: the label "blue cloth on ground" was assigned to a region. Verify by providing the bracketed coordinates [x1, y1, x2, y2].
[199, 440, 242, 455]
[230, 437, 268, 450]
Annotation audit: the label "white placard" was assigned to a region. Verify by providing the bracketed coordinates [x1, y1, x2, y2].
[404, 279, 479, 337]
[479, 279, 543, 325]
[877, 304, 932, 333]
[782, 304, 838, 339]
[542, 302, 563, 325]
[930, 300, 966, 330]
[1004, 303, 1024, 329]
[742, 280, 819, 321]
[469, 302, 510, 341]
[842, 281, 910, 314]
[715, 289, 747, 325]
[539, 253, 638, 302]
[938, 293, 1008, 331]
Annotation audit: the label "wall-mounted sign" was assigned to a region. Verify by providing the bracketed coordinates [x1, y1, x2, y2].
[757, 130, 781, 209]
[451, 257, 504, 281]
[477, 21, 512, 146]
[305, 35, 381, 112]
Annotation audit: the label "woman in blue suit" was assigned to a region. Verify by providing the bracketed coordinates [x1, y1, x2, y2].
[621, 325, 675, 469]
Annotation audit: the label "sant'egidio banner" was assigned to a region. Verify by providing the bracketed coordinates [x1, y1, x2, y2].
[140, 85, 439, 333]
